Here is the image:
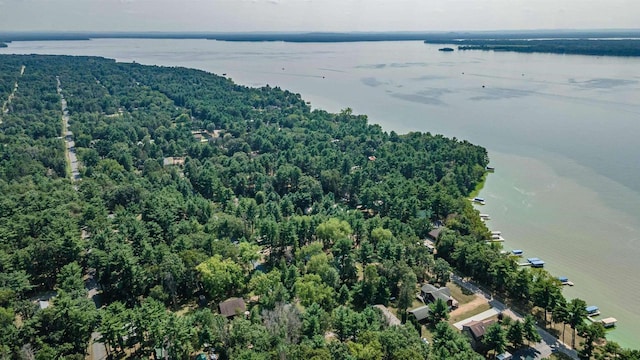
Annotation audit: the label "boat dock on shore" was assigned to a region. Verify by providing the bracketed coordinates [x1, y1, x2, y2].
[586, 305, 600, 317]
[600, 317, 617, 328]
[558, 276, 574, 286]
[519, 257, 545, 268]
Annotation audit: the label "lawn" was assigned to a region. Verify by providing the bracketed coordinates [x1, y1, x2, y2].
[446, 281, 477, 305]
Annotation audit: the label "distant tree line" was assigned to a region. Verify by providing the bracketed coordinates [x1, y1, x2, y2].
[425, 39, 640, 57]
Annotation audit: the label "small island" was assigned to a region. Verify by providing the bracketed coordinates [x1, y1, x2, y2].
[438, 47, 454, 52]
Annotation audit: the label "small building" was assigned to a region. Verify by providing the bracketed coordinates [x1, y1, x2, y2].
[420, 284, 458, 309]
[462, 318, 496, 350]
[218, 297, 246, 318]
[409, 305, 430, 324]
[373, 305, 401, 327]
[511, 250, 523, 256]
[496, 351, 512, 360]
[427, 227, 443, 241]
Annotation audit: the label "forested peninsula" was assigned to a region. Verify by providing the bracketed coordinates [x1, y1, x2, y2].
[424, 39, 640, 57]
[0, 55, 636, 359]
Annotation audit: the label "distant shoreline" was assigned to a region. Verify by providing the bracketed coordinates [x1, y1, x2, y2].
[424, 39, 640, 57]
[2, 29, 640, 44]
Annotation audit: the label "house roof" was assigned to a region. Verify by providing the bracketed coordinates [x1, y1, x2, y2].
[409, 305, 430, 322]
[427, 228, 443, 240]
[421, 284, 453, 304]
[218, 297, 246, 318]
[373, 304, 401, 326]
[463, 319, 496, 340]
[421, 283, 439, 293]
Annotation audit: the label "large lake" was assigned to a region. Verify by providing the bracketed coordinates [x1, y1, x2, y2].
[2, 39, 639, 347]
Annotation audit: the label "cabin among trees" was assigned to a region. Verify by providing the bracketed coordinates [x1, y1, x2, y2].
[218, 297, 247, 318]
[419, 284, 459, 309]
[462, 319, 496, 350]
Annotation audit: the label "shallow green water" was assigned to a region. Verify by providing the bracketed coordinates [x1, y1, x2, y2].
[3, 39, 639, 347]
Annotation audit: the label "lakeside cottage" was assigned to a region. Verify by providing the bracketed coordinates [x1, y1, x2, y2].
[409, 305, 430, 324]
[462, 318, 496, 350]
[419, 284, 458, 309]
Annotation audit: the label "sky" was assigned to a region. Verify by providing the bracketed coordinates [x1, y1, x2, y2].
[0, 0, 637, 32]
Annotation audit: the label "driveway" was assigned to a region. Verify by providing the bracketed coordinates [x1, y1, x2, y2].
[451, 274, 579, 360]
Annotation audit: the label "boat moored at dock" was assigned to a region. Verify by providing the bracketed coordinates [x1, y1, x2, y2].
[526, 257, 545, 268]
[558, 276, 574, 286]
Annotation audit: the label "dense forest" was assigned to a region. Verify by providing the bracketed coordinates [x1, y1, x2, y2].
[0, 54, 637, 360]
[424, 39, 640, 57]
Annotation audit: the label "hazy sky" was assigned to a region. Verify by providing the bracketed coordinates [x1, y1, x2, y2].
[0, 0, 637, 32]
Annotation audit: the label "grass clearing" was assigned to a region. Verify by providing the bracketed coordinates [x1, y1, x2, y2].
[447, 281, 477, 305]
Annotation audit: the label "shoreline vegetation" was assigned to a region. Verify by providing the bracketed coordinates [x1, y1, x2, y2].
[0, 54, 637, 359]
[468, 171, 488, 199]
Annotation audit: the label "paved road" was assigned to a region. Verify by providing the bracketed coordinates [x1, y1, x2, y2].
[58, 77, 103, 359]
[453, 307, 500, 330]
[56, 77, 81, 182]
[452, 274, 579, 360]
[1, 65, 25, 124]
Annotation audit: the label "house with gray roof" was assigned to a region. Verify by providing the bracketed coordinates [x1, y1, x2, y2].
[409, 305, 430, 323]
[420, 284, 459, 309]
[218, 297, 247, 318]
